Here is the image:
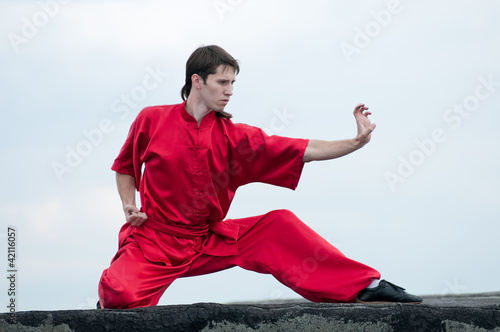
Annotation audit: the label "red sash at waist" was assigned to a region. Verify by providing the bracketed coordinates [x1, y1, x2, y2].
[143, 217, 209, 239]
[142, 217, 243, 256]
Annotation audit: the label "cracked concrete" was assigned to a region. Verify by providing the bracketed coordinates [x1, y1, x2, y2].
[1, 292, 499, 331]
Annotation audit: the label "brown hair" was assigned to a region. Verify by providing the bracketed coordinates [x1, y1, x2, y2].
[181, 45, 240, 119]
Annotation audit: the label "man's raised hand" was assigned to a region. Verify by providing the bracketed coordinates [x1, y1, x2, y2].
[353, 103, 376, 148]
[123, 204, 148, 227]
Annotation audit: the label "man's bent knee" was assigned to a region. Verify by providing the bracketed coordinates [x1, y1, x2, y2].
[98, 273, 152, 309]
[265, 209, 301, 225]
[266, 209, 297, 218]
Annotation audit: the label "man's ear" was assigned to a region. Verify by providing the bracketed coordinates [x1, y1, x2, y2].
[192, 74, 202, 90]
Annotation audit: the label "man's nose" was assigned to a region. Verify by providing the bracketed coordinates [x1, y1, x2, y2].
[225, 85, 233, 96]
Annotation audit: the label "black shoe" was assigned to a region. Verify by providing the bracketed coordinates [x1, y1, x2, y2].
[356, 280, 423, 304]
[96, 301, 101, 309]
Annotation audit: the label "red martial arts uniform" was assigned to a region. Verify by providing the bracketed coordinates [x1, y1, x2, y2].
[98, 101, 380, 309]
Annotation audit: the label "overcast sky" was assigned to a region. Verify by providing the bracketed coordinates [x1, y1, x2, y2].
[1, 0, 499, 311]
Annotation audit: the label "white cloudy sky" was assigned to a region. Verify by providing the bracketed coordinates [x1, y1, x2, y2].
[1, 0, 499, 311]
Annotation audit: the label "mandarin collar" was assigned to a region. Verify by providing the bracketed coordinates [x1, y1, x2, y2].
[181, 100, 216, 128]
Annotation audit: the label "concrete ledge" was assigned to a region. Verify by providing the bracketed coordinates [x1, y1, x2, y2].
[1, 293, 499, 332]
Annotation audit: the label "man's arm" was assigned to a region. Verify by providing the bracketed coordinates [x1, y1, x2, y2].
[116, 172, 148, 226]
[303, 104, 376, 163]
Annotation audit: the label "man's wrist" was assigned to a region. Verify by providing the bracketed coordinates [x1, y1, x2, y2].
[352, 137, 365, 150]
[122, 202, 137, 210]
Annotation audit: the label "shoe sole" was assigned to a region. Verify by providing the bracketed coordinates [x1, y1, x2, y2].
[355, 298, 423, 304]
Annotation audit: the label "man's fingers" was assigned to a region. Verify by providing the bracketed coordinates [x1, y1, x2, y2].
[126, 211, 148, 226]
[128, 217, 147, 227]
[353, 104, 369, 115]
[126, 207, 139, 215]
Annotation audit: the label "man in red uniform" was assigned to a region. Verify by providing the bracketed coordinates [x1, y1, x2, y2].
[98, 45, 422, 309]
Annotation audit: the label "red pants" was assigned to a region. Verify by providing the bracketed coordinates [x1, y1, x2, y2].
[98, 210, 380, 309]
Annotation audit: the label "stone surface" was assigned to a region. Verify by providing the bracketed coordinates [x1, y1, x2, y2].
[1, 293, 499, 332]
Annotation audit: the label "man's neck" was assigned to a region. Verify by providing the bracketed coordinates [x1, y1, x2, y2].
[185, 97, 211, 126]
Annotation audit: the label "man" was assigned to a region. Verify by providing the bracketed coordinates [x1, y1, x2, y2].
[98, 45, 422, 309]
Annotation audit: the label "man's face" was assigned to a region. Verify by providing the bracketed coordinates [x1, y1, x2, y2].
[200, 65, 236, 112]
